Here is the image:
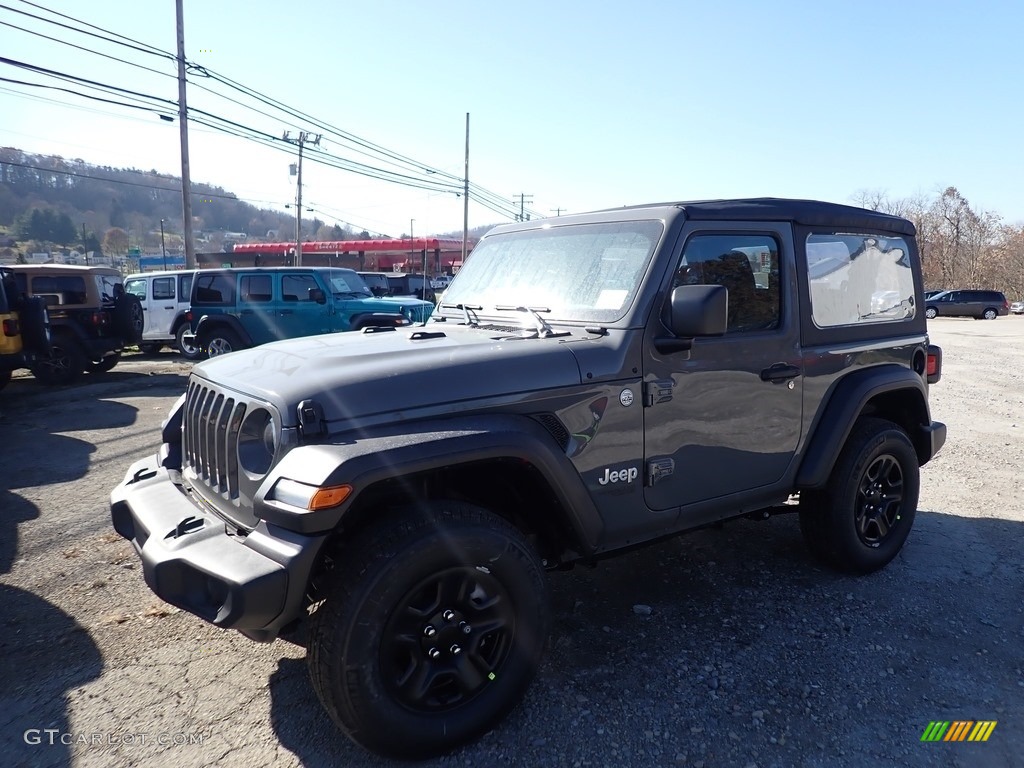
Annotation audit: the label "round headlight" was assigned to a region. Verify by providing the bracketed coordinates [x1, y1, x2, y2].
[238, 408, 275, 477]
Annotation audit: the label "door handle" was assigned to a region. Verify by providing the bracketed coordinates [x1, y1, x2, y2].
[164, 305, 174, 310]
[760, 363, 800, 382]
[279, 310, 294, 315]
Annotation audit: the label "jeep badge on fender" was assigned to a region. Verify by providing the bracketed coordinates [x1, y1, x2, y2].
[111, 199, 944, 760]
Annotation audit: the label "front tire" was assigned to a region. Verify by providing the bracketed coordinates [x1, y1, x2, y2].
[307, 502, 549, 759]
[87, 352, 121, 374]
[799, 417, 919, 574]
[924, 307, 937, 319]
[175, 324, 203, 360]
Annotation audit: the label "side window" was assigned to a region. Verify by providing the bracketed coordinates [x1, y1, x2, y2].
[239, 275, 272, 303]
[282, 274, 319, 302]
[125, 279, 147, 300]
[674, 234, 780, 333]
[806, 233, 915, 327]
[179, 274, 193, 302]
[193, 272, 235, 304]
[152, 277, 175, 301]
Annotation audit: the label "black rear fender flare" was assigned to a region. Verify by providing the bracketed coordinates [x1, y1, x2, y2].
[193, 314, 253, 347]
[796, 365, 932, 489]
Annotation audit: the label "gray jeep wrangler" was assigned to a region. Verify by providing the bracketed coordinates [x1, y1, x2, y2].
[111, 199, 945, 759]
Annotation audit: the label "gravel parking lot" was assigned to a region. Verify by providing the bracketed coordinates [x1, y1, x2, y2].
[2, 318, 1022, 767]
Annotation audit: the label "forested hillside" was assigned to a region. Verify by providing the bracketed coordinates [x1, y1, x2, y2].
[0, 147, 365, 258]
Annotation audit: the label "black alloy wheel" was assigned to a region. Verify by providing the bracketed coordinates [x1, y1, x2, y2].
[380, 566, 516, 713]
[853, 453, 904, 547]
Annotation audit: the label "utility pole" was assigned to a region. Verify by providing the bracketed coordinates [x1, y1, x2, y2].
[462, 112, 469, 269]
[175, 0, 196, 269]
[284, 131, 321, 266]
[550, 207, 565, 216]
[409, 219, 414, 273]
[81, 222, 89, 265]
[160, 218, 168, 270]
[513, 193, 533, 222]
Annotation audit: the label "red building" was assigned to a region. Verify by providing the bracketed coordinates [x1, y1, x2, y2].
[221, 238, 472, 274]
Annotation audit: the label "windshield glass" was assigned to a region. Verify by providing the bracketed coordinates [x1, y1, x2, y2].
[441, 220, 663, 323]
[325, 270, 372, 297]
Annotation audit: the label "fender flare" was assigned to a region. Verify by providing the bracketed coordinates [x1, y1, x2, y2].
[795, 364, 930, 489]
[194, 314, 254, 347]
[253, 413, 604, 554]
[348, 311, 407, 330]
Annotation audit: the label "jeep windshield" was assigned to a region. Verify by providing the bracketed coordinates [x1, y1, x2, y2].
[440, 220, 663, 324]
[326, 271, 374, 298]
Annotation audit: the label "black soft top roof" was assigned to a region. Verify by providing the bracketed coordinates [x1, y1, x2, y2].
[618, 198, 916, 236]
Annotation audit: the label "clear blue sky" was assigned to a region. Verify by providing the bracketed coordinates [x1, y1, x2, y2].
[2, 0, 1023, 238]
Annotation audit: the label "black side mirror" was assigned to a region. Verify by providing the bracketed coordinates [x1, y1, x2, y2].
[309, 288, 327, 304]
[656, 284, 728, 353]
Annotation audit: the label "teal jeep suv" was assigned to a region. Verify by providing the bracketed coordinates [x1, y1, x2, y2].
[190, 266, 434, 357]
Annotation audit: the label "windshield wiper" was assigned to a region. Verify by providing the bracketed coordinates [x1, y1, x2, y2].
[440, 302, 481, 326]
[494, 305, 557, 337]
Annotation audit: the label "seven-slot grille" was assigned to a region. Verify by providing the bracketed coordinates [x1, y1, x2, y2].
[183, 379, 247, 499]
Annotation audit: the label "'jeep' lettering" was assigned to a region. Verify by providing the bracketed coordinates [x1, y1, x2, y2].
[598, 466, 639, 485]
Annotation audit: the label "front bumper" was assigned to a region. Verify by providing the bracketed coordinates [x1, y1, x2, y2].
[110, 454, 327, 641]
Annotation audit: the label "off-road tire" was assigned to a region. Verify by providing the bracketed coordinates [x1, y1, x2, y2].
[799, 417, 919, 574]
[307, 502, 549, 759]
[19, 296, 51, 355]
[30, 335, 85, 385]
[175, 324, 203, 360]
[87, 352, 121, 374]
[113, 293, 144, 345]
[201, 327, 243, 358]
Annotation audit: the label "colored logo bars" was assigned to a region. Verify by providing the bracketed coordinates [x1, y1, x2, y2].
[921, 721, 997, 742]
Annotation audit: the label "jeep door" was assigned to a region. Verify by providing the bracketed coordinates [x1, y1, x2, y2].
[276, 272, 334, 338]
[643, 226, 802, 512]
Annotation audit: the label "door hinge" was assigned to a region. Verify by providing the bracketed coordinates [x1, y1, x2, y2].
[643, 378, 674, 407]
[647, 457, 675, 486]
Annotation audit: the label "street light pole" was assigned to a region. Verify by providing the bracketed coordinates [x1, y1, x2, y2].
[160, 219, 168, 270]
[409, 219, 414, 274]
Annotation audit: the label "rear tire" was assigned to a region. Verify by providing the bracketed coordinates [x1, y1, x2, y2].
[139, 343, 163, 355]
[19, 296, 51, 355]
[307, 502, 549, 759]
[799, 417, 919, 574]
[30, 335, 85, 385]
[201, 327, 243, 357]
[924, 307, 937, 319]
[983, 308, 998, 320]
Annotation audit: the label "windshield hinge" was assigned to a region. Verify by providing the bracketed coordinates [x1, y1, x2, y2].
[297, 399, 326, 438]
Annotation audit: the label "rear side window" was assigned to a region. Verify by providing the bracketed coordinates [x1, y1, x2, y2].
[152, 277, 175, 301]
[179, 273, 193, 301]
[806, 233, 915, 327]
[193, 272, 235, 304]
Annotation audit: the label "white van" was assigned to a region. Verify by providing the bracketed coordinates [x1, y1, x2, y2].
[124, 270, 201, 359]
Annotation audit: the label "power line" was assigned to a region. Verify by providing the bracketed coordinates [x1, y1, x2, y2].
[1, 5, 546, 222]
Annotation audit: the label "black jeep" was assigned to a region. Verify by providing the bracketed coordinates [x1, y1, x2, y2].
[111, 199, 945, 759]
